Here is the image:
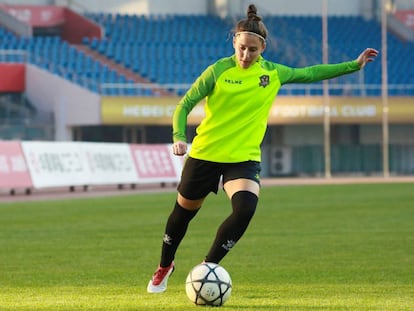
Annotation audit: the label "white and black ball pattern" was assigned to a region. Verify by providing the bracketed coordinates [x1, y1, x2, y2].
[185, 262, 232, 306]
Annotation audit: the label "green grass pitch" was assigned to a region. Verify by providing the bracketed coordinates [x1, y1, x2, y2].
[1, 183, 413, 310]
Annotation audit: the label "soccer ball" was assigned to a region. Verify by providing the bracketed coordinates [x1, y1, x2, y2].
[185, 262, 232, 306]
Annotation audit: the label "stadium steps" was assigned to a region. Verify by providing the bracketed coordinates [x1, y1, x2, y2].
[73, 44, 173, 96]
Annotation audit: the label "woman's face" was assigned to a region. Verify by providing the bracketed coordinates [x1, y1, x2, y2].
[233, 32, 266, 69]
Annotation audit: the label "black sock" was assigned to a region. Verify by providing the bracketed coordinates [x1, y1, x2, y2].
[160, 201, 199, 267]
[205, 191, 258, 263]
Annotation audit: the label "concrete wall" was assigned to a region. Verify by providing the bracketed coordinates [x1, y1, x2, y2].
[25, 64, 101, 141]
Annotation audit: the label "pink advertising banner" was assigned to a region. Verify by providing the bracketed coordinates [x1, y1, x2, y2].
[130, 144, 182, 182]
[0, 141, 32, 189]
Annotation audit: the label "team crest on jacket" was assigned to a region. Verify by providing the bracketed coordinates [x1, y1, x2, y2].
[259, 75, 270, 88]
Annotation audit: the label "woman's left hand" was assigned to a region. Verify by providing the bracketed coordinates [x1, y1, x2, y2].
[357, 48, 379, 68]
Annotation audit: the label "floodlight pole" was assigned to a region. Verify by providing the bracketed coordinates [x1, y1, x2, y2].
[322, 0, 331, 178]
[381, 0, 390, 178]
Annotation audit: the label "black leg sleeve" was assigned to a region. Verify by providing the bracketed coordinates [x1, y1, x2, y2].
[205, 191, 258, 264]
[160, 201, 199, 267]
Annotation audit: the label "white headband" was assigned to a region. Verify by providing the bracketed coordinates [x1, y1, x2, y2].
[235, 31, 266, 43]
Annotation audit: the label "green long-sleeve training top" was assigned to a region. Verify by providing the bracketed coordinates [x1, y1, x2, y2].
[173, 55, 361, 163]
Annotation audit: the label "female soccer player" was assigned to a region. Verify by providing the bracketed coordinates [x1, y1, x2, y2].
[147, 4, 378, 293]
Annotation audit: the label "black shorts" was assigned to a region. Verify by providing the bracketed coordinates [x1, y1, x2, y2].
[177, 157, 261, 200]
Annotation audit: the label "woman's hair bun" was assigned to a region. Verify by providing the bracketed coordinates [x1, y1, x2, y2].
[247, 4, 261, 22]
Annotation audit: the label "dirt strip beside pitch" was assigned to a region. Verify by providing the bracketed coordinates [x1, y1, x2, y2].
[1, 176, 414, 203]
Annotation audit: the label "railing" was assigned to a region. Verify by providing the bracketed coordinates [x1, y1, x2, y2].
[99, 82, 414, 97]
[0, 49, 26, 62]
[2, 50, 414, 97]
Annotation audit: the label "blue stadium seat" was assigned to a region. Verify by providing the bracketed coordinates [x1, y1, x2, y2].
[1, 13, 413, 96]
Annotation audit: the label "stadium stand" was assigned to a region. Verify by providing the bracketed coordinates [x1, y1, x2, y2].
[1, 4, 414, 177]
[83, 13, 234, 95]
[1, 13, 413, 96]
[81, 14, 414, 96]
[256, 15, 414, 95]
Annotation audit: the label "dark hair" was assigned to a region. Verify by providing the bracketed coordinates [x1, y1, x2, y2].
[234, 4, 268, 40]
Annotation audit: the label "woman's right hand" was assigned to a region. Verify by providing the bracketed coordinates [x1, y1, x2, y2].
[172, 141, 187, 156]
